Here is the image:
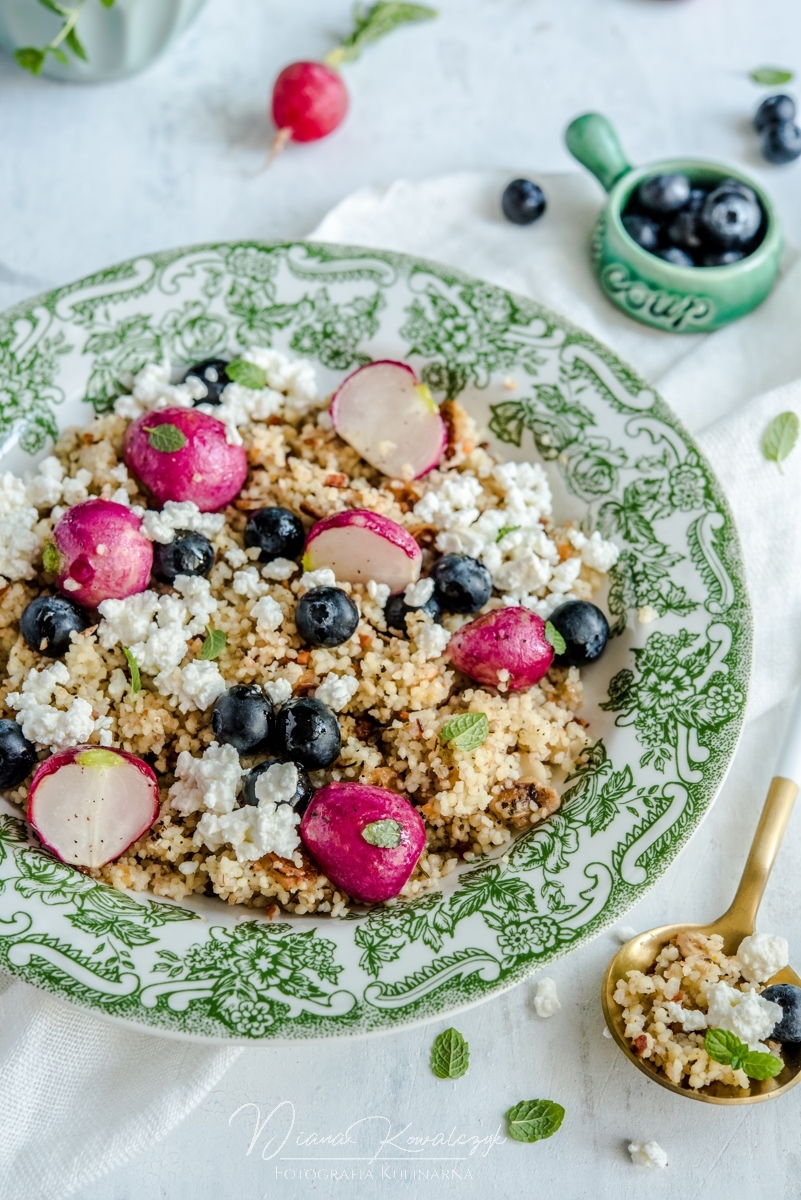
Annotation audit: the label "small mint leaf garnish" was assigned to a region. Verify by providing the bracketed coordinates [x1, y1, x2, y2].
[704, 1028, 782, 1079]
[505, 1099, 565, 1143]
[441, 712, 489, 752]
[762, 411, 799, 472]
[740, 1050, 784, 1080]
[42, 541, 60, 574]
[544, 620, 566, 656]
[361, 819, 402, 848]
[430, 1028, 469, 1079]
[325, 2, 438, 67]
[122, 648, 141, 696]
[200, 628, 227, 661]
[750, 66, 794, 85]
[703, 1027, 742, 1066]
[144, 423, 187, 453]
[226, 358, 268, 390]
[496, 524, 521, 543]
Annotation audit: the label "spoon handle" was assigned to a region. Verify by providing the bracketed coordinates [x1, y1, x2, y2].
[719, 690, 801, 937]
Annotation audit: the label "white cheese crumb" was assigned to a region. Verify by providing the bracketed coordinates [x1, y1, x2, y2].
[140, 501, 225, 544]
[662, 1002, 708, 1032]
[114, 361, 205, 419]
[300, 567, 336, 591]
[6, 662, 108, 751]
[0, 472, 41, 581]
[315, 672, 359, 712]
[178, 861, 197, 875]
[615, 926, 637, 943]
[637, 605, 658, 625]
[602, 1027, 613, 1039]
[412, 620, 451, 660]
[194, 800, 300, 863]
[628, 1141, 668, 1169]
[705, 982, 783, 1051]
[566, 527, 620, 572]
[264, 677, 293, 706]
[250, 595, 284, 634]
[367, 580, 390, 608]
[160, 660, 226, 713]
[736, 933, 790, 984]
[98, 577, 218, 681]
[533, 977, 561, 1018]
[254, 761, 298, 806]
[232, 567, 268, 600]
[317, 409, 333, 430]
[261, 557, 298, 581]
[168, 742, 243, 816]
[224, 547, 249, 568]
[404, 577, 435, 607]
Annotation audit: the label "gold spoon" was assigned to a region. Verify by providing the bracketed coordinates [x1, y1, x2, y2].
[602, 695, 801, 1104]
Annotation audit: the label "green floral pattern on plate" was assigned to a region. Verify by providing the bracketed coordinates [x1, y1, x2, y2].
[0, 241, 751, 1042]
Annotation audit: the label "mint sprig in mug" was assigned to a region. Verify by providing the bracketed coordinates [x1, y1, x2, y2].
[565, 113, 783, 334]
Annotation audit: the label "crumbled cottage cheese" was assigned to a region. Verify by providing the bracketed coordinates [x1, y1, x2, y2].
[224, 546, 249, 568]
[7, 662, 112, 751]
[261, 557, 298, 581]
[0, 472, 42, 582]
[315, 672, 360, 712]
[565, 528, 620, 573]
[300, 567, 336, 591]
[616, 926, 637, 943]
[113, 362, 206, 420]
[140, 501, 225, 544]
[637, 605, 658, 625]
[533, 977, 561, 1018]
[158, 660, 226, 714]
[736, 933, 790, 984]
[412, 619, 452, 661]
[233, 567, 269, 600]
[628, 1141, 668, 1169]
[169, 741, 242, 816]
[250, 595, 284, 634]
[367, 580, 390, 608]
[404, 577, 435, 607]
[197, 348, 320, 445]
[264, 677, 293, 706]
[662, 1002, 709, 1032]
[704, 982, 783, 1051]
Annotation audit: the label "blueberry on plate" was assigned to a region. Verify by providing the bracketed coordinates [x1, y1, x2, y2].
[431, 554, 492, 614]
[548, 600, 609, 666]
[295, 586, 359, 648]
[0, 719, 37, 789]
[637, 173, 691, 215]
[184, 358, 230, 406]
[20, 594, 89, 657]
[152, 531, 215, 584]
[761, 121, 801, 164]
[658, 246, 695, 267]
[701, 185, 763, 246]
[754, 94, 796, 133]
[501, 179, 547, 226]
[384, 590, 442, 637]
[241, 757, 314, 815]
[622, 214, 661, 252]
[761, 984, 801, 1043]
[701, 249, 744, 267]
[274, 697, 341, 770]
[211, 684, 274, 755]
[244, 506, 306, 562]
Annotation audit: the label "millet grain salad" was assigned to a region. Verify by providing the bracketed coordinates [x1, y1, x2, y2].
[0, 349, 619, 915]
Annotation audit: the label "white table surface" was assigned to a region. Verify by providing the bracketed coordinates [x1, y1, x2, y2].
[2, 0, 801, 1195]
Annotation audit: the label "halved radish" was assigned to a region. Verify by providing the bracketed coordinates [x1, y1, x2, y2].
[330, 361, 447, 480]
[303, 510, 421, 591]
[28, 746, 159, 868]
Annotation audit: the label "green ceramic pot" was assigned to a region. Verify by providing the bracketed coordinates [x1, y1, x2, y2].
[565, 113, 783, 334]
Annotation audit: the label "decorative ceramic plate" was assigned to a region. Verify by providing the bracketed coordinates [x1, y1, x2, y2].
[0, 241, 750, 1042]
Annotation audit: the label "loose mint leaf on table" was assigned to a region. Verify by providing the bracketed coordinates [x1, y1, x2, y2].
[123, 648, 141, 696]
[42, 541, 60, 574]
[326, 2, 438, 67]
[750, 67, 794, 85]
[762, 411, 799, 471]
[145, 423, 187, 453]
[227, 358, 268, 390]
[431, 1028, 469, 1079]
[704, 1028, 783, 1079]
[361, 819, 402, 848]
[200, 628, 227, 661]
[544, 620, 566, 656]
[505, 1099, 565, 1143]
[441, 712, 489, 752]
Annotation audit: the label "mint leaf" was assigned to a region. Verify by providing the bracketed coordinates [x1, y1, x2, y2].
[762, 411, 799, 472]
[704, 1027, 745, 1066]
[441, 711, 489, 752]
[740, 1050, 784, 1080]
[15, 47, 46, 74]
[544, 620, 566, 656]
[430, 1028, 469, 1079]
[144, 423, 187, 453]
[326, 2, 438, 67]
[361, 819, 402, 848]
[42, 541, 61, 573]
[200, 627, 227, 661]
[496, 524, 521, 542]
[505, 1099, 565, 1143]
[750, 66, 794, 85]
[64, 24, 87, 61]
[98, 0, 115, 6]
[37, 0, 70, 15]
[123, 647, 141, 696]
[226, 358, 268, 390]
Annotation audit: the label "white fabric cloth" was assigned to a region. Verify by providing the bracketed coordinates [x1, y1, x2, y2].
[314, 170, 801, 722]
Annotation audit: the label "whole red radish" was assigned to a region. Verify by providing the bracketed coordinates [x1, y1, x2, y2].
[28, 745, 159, 869]
[448, 606, 557, 691]
[272, 62, 349, 144]
[123, 407, 247, 512]
[51, 498, 153, 609]
[301, 781, 425, 903]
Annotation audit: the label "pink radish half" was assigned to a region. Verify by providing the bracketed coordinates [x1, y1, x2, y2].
[300, 781, 426, 904]
[28, 746, 159, 869]
[448, 606, 554, 691]
[304, 509, 421, 591]
[330, 361, 447, 480]
[53, 499, 154, 609]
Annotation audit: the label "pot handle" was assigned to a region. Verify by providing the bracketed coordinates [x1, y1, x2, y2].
[565, 113, 632, 193]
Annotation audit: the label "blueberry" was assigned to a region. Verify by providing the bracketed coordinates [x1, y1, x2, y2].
[185, 358, 230, 406]
[501, 179, 547, 226]
[548, 600, 609, 666]
[244, 507, 305, 562]
[686, 187, 708, 211]
[701, 249, 744, 267]
[761, 121, 801, 164]
[622, 214, 661, 252]
[0, 719, 37, 789]
[657, 246, 695, 267]
[241, 757, 314, 815]
[152, 531, 215, 584]
[701, 186, 763, 246]
[20, 595, 89, 658]
[211, 684, 274, 755]
[666, 210, 706, 255]
[384, 590, 442, 637]
[717, 177, 758, 204]
[295, 586, 359, 648]
[637, 173, 691, 215]
[274, 697, 341, 770]
[761, 984, 801, 1043]
[430, 555, 492, 614]
[754, 94, 796, 133]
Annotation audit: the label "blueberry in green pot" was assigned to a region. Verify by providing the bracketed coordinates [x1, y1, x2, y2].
[0, 719, 37, 789]
[211, 684, 274, 754]
[637, 173, 691, 215]
[295, 586, 359, 647]
[184, 358, 230, 405]
[701, 185, 762, 247]
[274, 696, 341, 769]
[702, 249, 744, 267]
[152, 531, 214, 584]
[548, 599, 609, 666]
[658, 246, 695, 267]
[622, 214, 660, 252]
[761, 984, 801, 1043]
[501, 179, 547, 226]
[241, 758, 314, 815]
[431, 554, 492, 614]
[244, 506, 305, 562]
[20, 594, 89, 657]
